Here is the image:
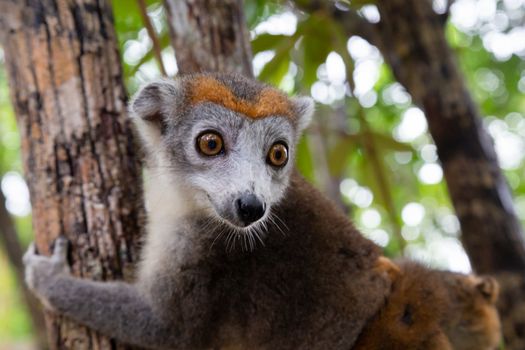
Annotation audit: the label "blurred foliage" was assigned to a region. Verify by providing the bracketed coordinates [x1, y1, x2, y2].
[0, 65, 34, 344]
[0, 0, 524, 344]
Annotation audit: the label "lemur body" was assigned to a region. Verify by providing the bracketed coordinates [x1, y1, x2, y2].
[354, 260, 502, 350]
[24, 74, 392, 349]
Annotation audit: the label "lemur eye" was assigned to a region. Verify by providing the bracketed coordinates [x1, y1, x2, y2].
[197, 131, 224, 156]
[267, 142, 288, 168]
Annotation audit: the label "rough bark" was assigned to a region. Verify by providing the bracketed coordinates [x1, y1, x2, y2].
[0, 1, 144, 349]
[0, 189, 47, 348]
[164, 0, 253, 76]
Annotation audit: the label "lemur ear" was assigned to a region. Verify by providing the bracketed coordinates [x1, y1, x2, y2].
[130, 79, 181, 148]
[292, 96, 315, 133]
[130, 79, 181, 124]
[476, 276, 500, 303]
[374, 256, 402, 281]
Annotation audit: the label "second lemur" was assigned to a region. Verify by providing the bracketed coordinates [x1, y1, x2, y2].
[24, 73, 393, 349]
[354, 259, 501, 350]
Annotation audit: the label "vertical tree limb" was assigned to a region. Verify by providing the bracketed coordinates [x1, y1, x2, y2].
[0, 0, 144, 349]
[164, 0, 253, 76]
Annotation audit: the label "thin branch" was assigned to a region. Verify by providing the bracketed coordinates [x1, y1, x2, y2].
[291, 0, 385, 51]
[356, 108, 406, 250]
[336, 40, 405, 250]
[137, 0, 168, 76]
[308, 117, 349, 213]
[446, 0, 455, 14]
[439, 0, 455, 26]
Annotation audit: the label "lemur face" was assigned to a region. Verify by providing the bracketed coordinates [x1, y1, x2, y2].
[171, 102, 298, 228]
[131, 74, 314, 230]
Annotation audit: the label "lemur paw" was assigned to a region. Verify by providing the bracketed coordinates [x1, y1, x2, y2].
[23, 236, 71, 308]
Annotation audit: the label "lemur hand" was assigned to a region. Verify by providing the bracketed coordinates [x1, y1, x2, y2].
[23, 236, 71, 309]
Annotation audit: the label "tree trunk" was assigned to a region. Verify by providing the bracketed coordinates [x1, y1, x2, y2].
[164, 0, 253, 76]
[0, 1, 144, 349]
[0, 189, 47, 348]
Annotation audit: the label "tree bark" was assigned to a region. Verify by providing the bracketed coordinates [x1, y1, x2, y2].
[164, 0, 253, 76]
[0, 189, 47, 348]
[0, 1, 144, 349]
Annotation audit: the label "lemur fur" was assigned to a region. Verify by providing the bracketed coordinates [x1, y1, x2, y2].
[354, 260, 502, 350]
[24, 73, 392, 350]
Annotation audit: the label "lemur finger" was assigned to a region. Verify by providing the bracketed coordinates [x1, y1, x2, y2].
[23, 246, 48, 268]
[52, 236, 69, 263]
[23, 242, 37, 264]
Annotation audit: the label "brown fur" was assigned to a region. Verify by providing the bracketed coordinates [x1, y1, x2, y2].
[145, 171, 394, 349]
[353, 261, 501, 350]
[187, 75, 295, 119]
[442, 272, 501, 350]
[182, 174, 390, 350]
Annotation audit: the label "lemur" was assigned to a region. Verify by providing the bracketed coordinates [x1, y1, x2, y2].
[354, 259, 502, 350]
[23, 73, 394, 349]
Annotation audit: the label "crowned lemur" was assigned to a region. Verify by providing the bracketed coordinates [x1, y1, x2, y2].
[23, 73, 393, 349]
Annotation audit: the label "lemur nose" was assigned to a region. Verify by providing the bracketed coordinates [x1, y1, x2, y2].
[236, 194, 265, 226]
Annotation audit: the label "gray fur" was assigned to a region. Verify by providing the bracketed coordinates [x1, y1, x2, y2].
[24, 74, 391, 350]
[164, 102, 296, 228]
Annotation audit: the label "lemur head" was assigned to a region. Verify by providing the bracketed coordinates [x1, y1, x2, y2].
[444, 273, 501, 350]
[131, 73, 314, 231]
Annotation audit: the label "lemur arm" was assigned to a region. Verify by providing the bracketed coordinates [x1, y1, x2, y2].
[46, 277, 178, 348]
[23, 238, 178, 349]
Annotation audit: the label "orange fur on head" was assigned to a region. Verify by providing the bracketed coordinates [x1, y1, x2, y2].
[187, 76, 295, 119]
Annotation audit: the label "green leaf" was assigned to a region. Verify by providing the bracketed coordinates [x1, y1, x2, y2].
[328, 136, 360, 176]
[297, 14, 337, 87]
[350, 0, 377, 7]
[252, 34, 290, 54]
[296, 134, 316, 183]
[372, 133, 413, 152]
[244, 0, 282, 29]
[257, 33, 298, 85]
[258, 50, 290, 85]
